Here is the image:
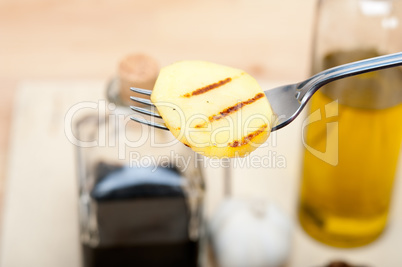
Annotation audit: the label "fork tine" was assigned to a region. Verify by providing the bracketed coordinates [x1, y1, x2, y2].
[130, 87, 152, 96]
[130, 96, 154, 106]
[130, 117, 169, 130]
[130, 105, 162, 119]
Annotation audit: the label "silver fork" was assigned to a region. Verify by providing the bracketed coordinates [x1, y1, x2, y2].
[130, 52, 402, 132]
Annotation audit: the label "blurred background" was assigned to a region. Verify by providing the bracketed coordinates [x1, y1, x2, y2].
[0, 0, 315, 245]
[1, 0, 402, 266]
[0, 0, 315, 210]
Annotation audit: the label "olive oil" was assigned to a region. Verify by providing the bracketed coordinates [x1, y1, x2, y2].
[298, 50, 402, 247]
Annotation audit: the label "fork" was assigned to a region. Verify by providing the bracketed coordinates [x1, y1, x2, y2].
[130, 52, 402, 132]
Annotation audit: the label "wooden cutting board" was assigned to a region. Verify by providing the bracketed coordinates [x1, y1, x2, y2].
[1, 80, 402, 267]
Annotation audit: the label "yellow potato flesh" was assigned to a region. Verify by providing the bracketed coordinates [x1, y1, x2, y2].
[151, 61, 276, 158]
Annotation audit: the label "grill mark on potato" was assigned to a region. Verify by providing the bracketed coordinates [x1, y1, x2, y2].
[228, 124, 268, 147]
[183, 77, 232, 97]
[195, 93, 265, 128]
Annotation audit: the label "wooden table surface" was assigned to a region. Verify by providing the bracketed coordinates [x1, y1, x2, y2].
[0, 0, 315, 226]
[3, 80, 401, 267]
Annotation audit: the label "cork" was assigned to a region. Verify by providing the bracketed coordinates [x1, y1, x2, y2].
[118, 53, 159, 105]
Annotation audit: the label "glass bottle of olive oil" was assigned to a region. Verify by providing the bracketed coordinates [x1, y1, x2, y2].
[299, 49, 402, 247]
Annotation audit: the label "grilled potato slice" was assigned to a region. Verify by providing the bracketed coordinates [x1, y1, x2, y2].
[151, 61, 276, 158]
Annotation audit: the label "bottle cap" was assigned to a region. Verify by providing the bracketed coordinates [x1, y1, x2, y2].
[118, 53, 159, 105]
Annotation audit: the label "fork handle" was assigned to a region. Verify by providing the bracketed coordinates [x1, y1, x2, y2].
[297, 52, 402, 102]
